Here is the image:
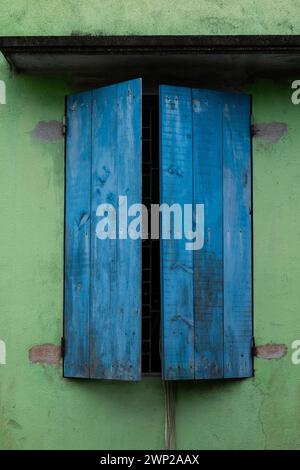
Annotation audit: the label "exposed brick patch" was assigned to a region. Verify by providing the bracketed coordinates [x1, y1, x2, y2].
[251, 122, 287, 144]
[254, 343, 287, 360]
[29, 344, 62, 365]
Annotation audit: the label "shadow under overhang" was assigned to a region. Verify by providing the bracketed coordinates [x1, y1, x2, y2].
[1, 35, 300, 89]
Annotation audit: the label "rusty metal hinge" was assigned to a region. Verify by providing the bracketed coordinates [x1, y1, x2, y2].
[61, 337, 65, 357]
[251, 336, 256, 356]
[62, 116, 67, 136]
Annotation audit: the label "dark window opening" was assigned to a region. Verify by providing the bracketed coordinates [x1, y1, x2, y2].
[142, 95, 161, 376]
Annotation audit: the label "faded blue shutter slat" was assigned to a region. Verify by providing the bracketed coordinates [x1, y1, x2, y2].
[64, 79, 142, 380]
[192, 89, 224, 379]
[160, 85, 195, 380]
[64, 91, 92, 378]
[223, 92, 252, 378]
[90, 79, 142, 380]
[160, 85, 252, 380]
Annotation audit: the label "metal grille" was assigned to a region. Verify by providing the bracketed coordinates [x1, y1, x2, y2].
[142, 95, 161, 375]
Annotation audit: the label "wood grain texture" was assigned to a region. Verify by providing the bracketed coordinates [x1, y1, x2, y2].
[90, 79, 142, 380]
[160, 85, 194, 380]
[64, 91, 92, 378]
[160, 85, 252, 380]
[223, 92, 253, 378]
[64, 81, 252, 381]
[192, 89, 224, 379]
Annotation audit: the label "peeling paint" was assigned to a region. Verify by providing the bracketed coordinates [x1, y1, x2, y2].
[7, 419, 22, 430]
[1, 0, 300, 451]
[254, 343, 287, 360]
[251, 122, 287, 144]
[30, 120, 63, 142]
[28, 344, 61, 365]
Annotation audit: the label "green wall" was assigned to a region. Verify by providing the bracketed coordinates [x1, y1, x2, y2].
[1, 1, 300, 450]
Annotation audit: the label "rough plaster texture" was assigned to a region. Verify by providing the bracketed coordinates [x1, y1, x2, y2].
[0, 0, 300, 450]
[1, 0, 300, 35]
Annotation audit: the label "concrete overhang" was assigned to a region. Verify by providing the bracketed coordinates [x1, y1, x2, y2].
[1, 35, 300, 88]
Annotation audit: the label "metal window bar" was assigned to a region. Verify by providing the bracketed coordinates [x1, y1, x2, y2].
[142, 95, 161, 376]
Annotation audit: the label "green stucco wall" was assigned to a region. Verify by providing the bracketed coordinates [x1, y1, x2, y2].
[1, 1, 300, 450]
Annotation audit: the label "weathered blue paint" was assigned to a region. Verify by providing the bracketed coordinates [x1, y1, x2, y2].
[223, 92, 253, 378]
[64, 91, 92, 378]
[160, 85, 195, 380]
[193, 89, 224, 379]
[64, 79, 142, 380]
[65, 81, 251, 381]
[160, 85, 252, 380]
[90, 78, 142, 380]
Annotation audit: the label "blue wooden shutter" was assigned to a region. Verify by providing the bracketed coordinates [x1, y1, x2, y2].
[160, 86, 195, 380]
[160, 85, 252, 380]
[64, 79, 142, 380]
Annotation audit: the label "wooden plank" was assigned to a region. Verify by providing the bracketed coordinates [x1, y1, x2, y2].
[223, 92, 253, 378]
[160, 85, 194, 380]
[90, 79, 142, 380]
[192, 89, 224, 379]
[64, 91, 92, 378]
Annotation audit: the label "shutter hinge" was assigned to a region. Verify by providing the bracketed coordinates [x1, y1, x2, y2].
[252, 336, 256, 356]
[250, 115, 256, 137]
[61, 337, 65, 357]
[62, 116, 67, 136]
